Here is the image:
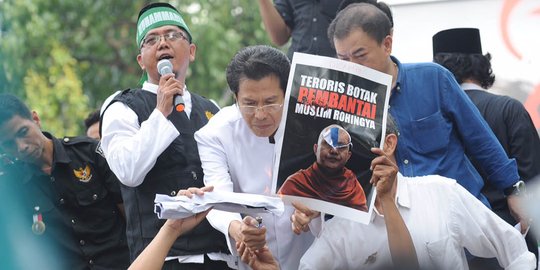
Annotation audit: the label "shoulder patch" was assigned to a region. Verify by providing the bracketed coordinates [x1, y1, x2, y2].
[205, 111, 215, 120]
[62, 136, 95, 145]
[95, 141, 105, 158]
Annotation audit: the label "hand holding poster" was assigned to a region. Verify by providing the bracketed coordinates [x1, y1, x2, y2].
[272, 53, 392, 224]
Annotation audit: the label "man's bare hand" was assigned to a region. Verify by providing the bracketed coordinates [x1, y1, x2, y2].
[156, 73, 184, 117]
[291, 201, 320, 235]
[163, 186, 214, 237]
[229, 216, 267, 251]
[237, 241, 279, 270]
[507, 193, 530, 234]
[370, 148, 399, 199]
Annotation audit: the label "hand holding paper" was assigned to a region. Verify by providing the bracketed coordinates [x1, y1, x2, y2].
[154, 189, 284, 219]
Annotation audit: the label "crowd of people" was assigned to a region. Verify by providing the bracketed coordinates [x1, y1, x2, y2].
[0, 1, 539, 270]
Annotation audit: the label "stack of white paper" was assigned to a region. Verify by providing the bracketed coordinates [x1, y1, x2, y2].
[154, 190, 284, 219]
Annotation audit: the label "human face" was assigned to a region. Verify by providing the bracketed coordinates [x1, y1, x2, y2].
[236, 75, 285, 137]
[86, 122, 100, 140]
[137, 25, 196, 84]
[0, 113, 48, 164]
[334, 29, 392, 73]
[315, 129, 352, 172]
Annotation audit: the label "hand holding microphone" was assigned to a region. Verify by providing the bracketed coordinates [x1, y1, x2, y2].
[157, 59, 185, 112]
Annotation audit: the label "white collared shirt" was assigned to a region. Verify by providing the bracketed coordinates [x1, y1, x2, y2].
[195, 105, 315, 270]
[100, 82, 236, 267]
[100, 82, 190, 187]
[300, 173, 536, 270]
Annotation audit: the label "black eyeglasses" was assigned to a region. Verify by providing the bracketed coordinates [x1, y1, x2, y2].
[141, 31, 190, 48]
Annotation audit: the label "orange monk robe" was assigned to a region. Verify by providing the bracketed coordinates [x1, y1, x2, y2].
[278, 162, 367, 211]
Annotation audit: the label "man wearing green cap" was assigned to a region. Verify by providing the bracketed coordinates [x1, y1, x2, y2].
[100, 3, 232, 269]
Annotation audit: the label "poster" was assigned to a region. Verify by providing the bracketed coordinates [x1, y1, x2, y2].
[272, 53, 391, 224]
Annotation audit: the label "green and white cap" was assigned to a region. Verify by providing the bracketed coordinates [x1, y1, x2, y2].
[136, 3, 192, 48]
[136, 3, 192, 85]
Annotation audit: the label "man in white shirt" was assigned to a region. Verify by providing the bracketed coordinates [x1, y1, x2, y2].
[194, 45, 314, 269]
[100, 2, 232, 269]
[294, 116, 536, 270]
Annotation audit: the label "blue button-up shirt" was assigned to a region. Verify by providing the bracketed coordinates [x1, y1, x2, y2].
[389, 56, 519, 206]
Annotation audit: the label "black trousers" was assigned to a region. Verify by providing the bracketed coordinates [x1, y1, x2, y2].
[162, 254, 234, 270]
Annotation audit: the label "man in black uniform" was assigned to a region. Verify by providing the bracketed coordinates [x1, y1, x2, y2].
[100, 2, 232, 269]
[258, 0, 340, 59]
[0, 94, 129, 270]
[433, 28, 540, 269]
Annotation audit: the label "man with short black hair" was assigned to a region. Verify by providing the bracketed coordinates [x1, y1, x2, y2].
[0, 94, 129, 270]
[327, 2, 528, 231]
[195, 45, 314, 270]
[100, 2, 231, 269]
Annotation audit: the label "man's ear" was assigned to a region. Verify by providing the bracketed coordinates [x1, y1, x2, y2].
[31, 111, 42, 129]
[136, 53, 145, 70]
[383, 133, 397, 156]
[383, 34, 393, 56]
[313, 144, 318, 155]
[189, 43, 197, 62]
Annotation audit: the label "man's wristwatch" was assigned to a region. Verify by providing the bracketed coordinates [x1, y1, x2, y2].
[503, 180, 526, 196]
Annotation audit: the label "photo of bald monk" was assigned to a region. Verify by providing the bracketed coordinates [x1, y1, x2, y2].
[278, 124, 367, 211]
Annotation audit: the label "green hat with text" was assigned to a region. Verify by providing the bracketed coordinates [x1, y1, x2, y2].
[136, 3, 192, 85]
[136, 2, 192, 48]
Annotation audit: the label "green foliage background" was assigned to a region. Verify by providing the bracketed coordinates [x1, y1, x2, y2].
[0, 0, 277, 136]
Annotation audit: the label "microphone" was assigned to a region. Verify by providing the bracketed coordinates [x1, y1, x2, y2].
[157, 59, 185, 112]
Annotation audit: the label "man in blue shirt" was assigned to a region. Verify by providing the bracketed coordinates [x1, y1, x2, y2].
[327, 3, 528, 231]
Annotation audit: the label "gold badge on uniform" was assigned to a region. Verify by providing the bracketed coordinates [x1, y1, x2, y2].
[32, 206, 46, 235]
[73, 164, 93, 182]
[205, 111, 214, 120]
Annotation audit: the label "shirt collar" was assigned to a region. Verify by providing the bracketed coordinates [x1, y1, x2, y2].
[142, 81, 190, 97]
[370, 172, 410, 221]
[142, 81, 192, 117]
[20, 132, 70, 184]
[272, 121, 284, 145]
[391, 56, 403, 92]
[45, 132, 71, 164]
[395, 172, 410, 208]
[460, 82, 484, 91]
